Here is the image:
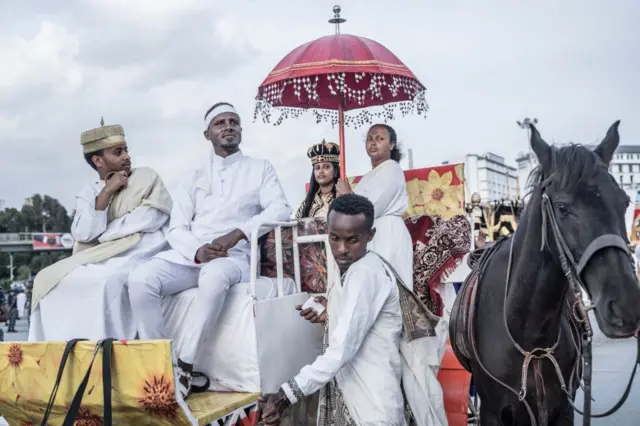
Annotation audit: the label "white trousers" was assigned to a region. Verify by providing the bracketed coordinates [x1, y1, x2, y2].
[128, 257, 249, 364]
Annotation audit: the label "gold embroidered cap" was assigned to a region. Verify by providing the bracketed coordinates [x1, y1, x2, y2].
[80, 118, 127, 154]
[307, 139, 340, 165]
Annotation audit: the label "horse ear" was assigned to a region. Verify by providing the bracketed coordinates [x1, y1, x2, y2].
[594, 120, 620, 166]
[529, 124, 551, 172]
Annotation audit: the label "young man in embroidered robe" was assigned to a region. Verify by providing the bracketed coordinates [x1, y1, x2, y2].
[128, 102, 292, 398]
[28, 122, 172, 342]
[262, 194, 448, 426]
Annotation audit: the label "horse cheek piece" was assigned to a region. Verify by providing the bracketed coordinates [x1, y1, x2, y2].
[450, 120, 640, 426]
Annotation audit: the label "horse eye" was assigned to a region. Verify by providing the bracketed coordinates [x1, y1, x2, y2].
[555, 203, 569, 215]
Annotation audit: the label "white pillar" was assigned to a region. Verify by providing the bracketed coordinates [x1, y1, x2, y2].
[8, 252, 13, 282]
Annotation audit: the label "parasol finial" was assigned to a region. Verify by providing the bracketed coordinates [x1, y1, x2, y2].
[328, 5, 346, 35]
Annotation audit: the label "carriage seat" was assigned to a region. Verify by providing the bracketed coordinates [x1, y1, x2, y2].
[161, 276, 297, 392]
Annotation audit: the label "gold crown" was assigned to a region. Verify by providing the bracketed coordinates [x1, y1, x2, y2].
[307, 139, 340, 165]
[80, 119, 126, 154]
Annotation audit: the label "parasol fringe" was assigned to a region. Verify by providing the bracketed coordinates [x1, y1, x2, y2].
[253, 94, 429, 129]
[253, 72, 428, 129]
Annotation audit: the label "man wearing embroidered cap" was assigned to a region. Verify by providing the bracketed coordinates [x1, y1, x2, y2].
[128, 102, 292, 398]
[28, 120, 173, 342]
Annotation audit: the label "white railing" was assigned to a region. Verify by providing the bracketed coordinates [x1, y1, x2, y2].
[0, 232, 33, 244]
[248, 221, 333, 299]
[0, 233, 34, 243]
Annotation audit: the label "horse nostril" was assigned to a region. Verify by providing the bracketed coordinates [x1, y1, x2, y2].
[607, 301, 625, 327]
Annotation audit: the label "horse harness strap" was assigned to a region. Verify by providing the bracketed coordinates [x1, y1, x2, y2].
[576, 234, 631, 276]
[450, 238, 540, 425]
[503, 235, 564, 426]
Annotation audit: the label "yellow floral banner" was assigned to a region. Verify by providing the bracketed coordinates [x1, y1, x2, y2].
[348, 163, 465, 220]
[0, 340, 257, 425]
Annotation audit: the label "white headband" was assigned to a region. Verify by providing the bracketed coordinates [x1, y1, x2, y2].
[204, 104, 239, 131]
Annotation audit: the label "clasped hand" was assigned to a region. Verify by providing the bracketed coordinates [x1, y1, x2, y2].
[195, 229, 246, 263]
[259, 390, 290, 426]
[104, 171, 129, 195]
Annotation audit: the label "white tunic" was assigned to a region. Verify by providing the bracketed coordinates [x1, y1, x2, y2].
[28, 181, 169, 341]
[354, 159, 414, 290]
[290, 253, 405, 425]
[155, 149, 292, 268]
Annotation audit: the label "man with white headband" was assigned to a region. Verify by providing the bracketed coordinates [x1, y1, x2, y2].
[128, 102, 292, 398]
[28, 120, 173, 341]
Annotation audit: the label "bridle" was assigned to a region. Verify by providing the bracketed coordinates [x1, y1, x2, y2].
[477, 175, 639, 426]
[539, 187, 639, 425]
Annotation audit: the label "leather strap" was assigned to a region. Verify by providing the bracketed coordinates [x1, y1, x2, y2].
[41, 338, 88, 426]
[103, 339, 114, 425]
[62, 338, 115, 426]
[576, 234, 630, 276]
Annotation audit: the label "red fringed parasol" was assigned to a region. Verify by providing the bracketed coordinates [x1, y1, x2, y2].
[254, 5, 428, 178]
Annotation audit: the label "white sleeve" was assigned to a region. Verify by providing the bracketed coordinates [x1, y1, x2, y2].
[165, 174, 202, 262]
[98, 206, 168, 243]
[284, 265, 392, 398]
[238, 161, 292, 240]
[70, 190, 108, 243]
[353, 162, 408, 218]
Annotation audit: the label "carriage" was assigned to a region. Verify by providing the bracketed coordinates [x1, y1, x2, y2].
[0, 162, 480, 425]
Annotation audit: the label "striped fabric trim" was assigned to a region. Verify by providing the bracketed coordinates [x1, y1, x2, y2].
[282, 379, 305, 405]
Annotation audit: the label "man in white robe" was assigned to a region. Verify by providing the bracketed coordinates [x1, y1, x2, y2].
[128, 102, 292, 398]
[262, 194, 448, 426]
[29, 122, 172, 341]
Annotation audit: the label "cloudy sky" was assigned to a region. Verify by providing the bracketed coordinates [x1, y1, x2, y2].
[0, 0, 638, 212]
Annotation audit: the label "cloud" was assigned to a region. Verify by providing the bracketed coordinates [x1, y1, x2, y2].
[0, 0, 638, 214]
[0, 21, 82, 102]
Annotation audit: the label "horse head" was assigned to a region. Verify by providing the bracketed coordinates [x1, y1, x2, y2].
[529, 121, 640, 338]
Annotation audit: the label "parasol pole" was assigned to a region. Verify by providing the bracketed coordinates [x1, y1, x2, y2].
[338, 102, 346, 179]
[330, 5, 348, 180]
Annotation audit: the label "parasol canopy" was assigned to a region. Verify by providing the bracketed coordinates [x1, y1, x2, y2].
[254, 5, 428, 177]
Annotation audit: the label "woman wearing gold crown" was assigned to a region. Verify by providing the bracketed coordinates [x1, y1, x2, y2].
[295, 141, 340, 220]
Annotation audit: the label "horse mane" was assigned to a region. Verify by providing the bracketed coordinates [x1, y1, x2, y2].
[521, 143, 610, 223]
[528, 143, 605, 193]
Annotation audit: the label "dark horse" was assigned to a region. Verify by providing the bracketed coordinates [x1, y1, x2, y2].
[451, 121, 640, 425]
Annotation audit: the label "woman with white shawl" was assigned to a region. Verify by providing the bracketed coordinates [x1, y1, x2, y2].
[335, 123, 414, 291]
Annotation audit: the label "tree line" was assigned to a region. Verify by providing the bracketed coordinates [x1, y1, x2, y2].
[0, 194, 73, 289]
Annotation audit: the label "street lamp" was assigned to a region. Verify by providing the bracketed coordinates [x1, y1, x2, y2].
[465, 192, 482, 249]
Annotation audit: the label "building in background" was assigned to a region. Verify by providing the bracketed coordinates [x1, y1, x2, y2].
[610, 145, 640, 190]
[516, 152, 536, 198]
[455, 152, 518, 202]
